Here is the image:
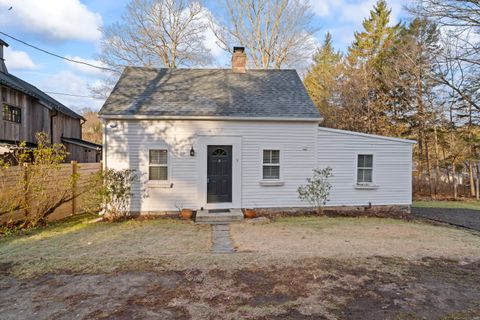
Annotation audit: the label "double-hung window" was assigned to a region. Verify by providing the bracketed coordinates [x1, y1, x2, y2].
[262, 149, 280, 180]
[149, 149, 168, 181]
[357, 154, 373, 185]
[3, 104, 21, 123]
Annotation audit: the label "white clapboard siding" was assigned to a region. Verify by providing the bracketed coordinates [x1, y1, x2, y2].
[104, 120, 414, 212]
[105, 120, 318, 211]
[317, 127, 414, 206]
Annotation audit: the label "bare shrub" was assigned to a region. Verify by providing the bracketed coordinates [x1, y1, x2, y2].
[298, 167, 333, 213]
[0, 132, 76, 228]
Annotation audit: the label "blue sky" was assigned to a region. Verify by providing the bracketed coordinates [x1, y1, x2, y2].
[0, 0, 409, 112]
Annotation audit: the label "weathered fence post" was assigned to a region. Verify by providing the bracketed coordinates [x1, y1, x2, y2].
[23, 163, 30, 218]
[71, 161, 77, 216]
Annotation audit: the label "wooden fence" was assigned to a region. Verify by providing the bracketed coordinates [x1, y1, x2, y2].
[0, 162, 102, 224]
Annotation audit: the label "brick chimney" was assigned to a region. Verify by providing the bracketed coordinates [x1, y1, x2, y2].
[0, 39, 8, 74]
[231, 46, 246, 73]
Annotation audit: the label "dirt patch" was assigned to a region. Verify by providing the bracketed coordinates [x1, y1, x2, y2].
[343, 258, 480, 319]
[1, 257, 479, 319]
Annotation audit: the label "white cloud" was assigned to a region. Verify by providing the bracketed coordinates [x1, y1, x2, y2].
[310, 0, 342, 17]
[4, 47, 37, 70]
[39, 70, 105, 111]
[340, 0, 402, 25]
[0, 0, 102, 42]
[198, 7, 227, 61]
[311, 0, 405, 50]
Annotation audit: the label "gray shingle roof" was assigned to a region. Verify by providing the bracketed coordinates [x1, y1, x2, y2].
[0, 72, 83, 120]
[99, 67, 320, 120]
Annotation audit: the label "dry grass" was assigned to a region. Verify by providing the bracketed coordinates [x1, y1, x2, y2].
[231, 216, 480, 262]
[2, 215, 480, 318]
[0, 215, 211, 277]
[2, 215, 480, 278]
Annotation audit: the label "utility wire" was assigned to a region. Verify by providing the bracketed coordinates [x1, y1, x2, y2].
[44, 91, 105, 99]
[0, 31, 120, 74]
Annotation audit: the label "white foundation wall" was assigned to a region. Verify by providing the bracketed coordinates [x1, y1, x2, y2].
[317, 128, 413, 206]
[104, 120, 318, 212]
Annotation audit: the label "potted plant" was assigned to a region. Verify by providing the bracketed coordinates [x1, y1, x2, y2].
[180, 208, 193, 220]
[176, 202, 193, 220]
[244, 208, 256, 219]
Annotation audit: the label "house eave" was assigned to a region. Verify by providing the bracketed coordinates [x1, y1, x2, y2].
[98, 114, 323, 122]
[61, 137, 102, 151]
[318, 126, 417, 145]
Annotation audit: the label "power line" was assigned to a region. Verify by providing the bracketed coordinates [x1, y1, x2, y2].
[0, 31, 120, 74]
[44, 91, 105, 99]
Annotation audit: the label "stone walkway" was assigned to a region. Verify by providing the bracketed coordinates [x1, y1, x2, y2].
[211, 224, 235, 254]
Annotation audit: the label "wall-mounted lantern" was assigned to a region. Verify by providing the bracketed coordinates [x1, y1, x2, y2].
[190, 146, 195, 157]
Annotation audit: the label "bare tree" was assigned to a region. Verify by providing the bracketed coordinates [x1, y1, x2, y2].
[81, 109, 103, 145]
[99, 0, 212, 70]
[211, 0, 317, 69]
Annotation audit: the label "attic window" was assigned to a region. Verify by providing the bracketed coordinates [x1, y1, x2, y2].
[2, 104, 21, 123]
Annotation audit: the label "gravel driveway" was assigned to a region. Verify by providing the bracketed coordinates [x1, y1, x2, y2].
[412, 207, 480, 231]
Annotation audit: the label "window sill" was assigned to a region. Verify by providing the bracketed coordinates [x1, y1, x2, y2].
[259, 180, 285, 186]
[354, 184, 379, 190]
[147, 181, 173, 188]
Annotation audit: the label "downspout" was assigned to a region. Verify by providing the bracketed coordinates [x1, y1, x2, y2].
[50, 108, 58, 145]
[102, 119, 107, 170]
[80, 118, 85, 140]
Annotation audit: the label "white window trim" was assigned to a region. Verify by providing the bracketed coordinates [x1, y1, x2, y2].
[259, 146, 284, 185]
[146, 146, 173, 188]
[354, 152, 379, 189]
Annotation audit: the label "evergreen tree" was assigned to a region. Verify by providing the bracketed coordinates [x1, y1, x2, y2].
[303, 33, 342, 127]
[339, 0, 403, 135]
[348, 0, 402, 69]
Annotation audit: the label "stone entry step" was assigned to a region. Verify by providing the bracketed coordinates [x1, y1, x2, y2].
[195, 208, 243, 224]
[211, 224, 235, 254]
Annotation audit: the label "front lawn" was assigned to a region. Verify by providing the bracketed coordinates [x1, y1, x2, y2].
[413, 199, 480, 211]
[0, 215, 211, 277]
[1, 215, 480, 319]
[231, 216, 480, 260]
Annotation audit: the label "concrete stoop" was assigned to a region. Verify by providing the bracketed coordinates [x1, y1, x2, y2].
[195, 208, 244, 224]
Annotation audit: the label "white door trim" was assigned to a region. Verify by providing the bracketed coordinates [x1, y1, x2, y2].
[197, 135, 242, 209]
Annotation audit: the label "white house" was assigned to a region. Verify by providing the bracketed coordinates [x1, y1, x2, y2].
[99, 47, 414, 217]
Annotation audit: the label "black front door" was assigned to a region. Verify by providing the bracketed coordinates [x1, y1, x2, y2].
[207, 145, 232, 203]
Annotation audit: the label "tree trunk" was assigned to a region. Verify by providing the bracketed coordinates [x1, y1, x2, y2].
[425, 139, 433, 198]
[469, 161, 475, 197]
[452, 162, 457, 199]
[477, 162, 480, 201]
[417, 132, 425, 194]
[433, 126, 441, 198]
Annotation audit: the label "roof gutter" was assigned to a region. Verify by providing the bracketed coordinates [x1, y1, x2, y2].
[98, 114, 323, 122]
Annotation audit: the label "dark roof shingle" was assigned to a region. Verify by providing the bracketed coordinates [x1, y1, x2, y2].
[99, 67, 320, 120]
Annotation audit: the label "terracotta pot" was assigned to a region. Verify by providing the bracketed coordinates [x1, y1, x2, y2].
[244, 209, 257, 219]
[180, 209, 193, 220]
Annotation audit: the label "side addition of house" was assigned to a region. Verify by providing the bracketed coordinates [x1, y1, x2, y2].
[0, 39, 101, 162]
[100, 47, 415, 215]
